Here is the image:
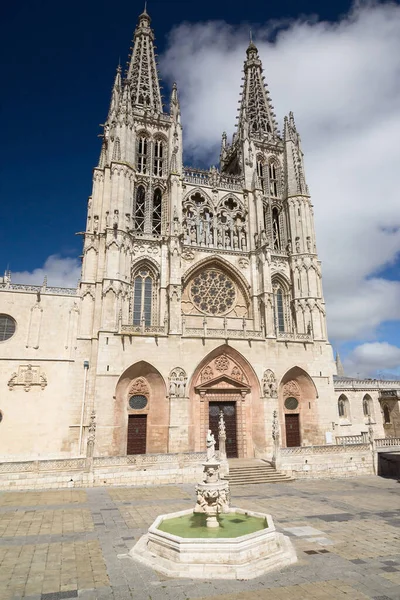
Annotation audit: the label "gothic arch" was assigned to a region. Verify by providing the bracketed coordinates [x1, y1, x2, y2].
[182, 256, 251, 318]
[130, 258, 159, 280]
[183, 256, 250, 300]
[279, 366, 321, 447]
[131, 261, 159, 326]
[182, 187, 213, 205]
[115, 361, 168, 455]
[217, 193, 246, 213]
[153, 132, 168, 144]
[188, 345, 264, 458]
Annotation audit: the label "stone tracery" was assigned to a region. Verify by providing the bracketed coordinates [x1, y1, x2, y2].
[182, 192, 247, 251]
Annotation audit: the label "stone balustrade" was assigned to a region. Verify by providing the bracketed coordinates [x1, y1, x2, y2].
[335, 434, 368, 445]
[0, 282, 77, 296]
[183, 167, 244, 191]
[375, 437, 400, 448]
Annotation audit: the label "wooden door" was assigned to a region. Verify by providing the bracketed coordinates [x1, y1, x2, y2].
[127, 415, 147, 455]
[285, 414, 300, 447]
[209, 401, 238, 458]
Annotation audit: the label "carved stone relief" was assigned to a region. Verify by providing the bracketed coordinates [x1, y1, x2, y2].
[128, 377, 150, 397]
[262, 369, 278, 398]
[282, 380, 301, 399]
[198, 355, 248, 387]
[169, 367, 187, 398]
[8, 365, 47, 392]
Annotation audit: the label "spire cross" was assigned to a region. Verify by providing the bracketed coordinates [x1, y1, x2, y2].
[249, 29, 253, 44]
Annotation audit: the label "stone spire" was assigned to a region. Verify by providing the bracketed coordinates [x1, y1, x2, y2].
[335, 352, 345, 377]
[283, 111, 309, 196]
[126, 7, 163, 113]
[170, 82, 181, 123]
[237, 41, 278, 140]
[107, 65, 122, 122]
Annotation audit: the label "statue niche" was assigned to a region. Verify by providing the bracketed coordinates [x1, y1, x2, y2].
[182, 192, 247, 251]
[262, 369, 278, 399]
[169, 367, 187, 398]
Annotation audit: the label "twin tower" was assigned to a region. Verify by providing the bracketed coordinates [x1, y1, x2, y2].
[81, 8, 327, 344]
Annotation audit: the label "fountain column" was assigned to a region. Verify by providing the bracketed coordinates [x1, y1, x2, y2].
[194, 429, 230, 528]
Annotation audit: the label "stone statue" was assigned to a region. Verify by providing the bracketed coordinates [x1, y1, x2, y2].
[218, 410, 227, 460]
[263, 378, 271, 398]
[206, 429, 216, 461]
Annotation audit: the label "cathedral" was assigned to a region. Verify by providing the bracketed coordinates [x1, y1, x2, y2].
[0, 8, 398, 468]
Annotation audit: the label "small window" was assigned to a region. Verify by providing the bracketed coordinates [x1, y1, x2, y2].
[137, 136, 148, 174]
[152, 188, 162, 235]
[363, 395, 372, 417]
[338, 394, 349, 418]
[269, 162, 278, 197]
[0, 315, 16, 342]
[383, 404, 391, 424]
[257, 160, 265, 192]
[129, 395, 148, 410]
[285, 397, 299, 410]
[0, 411, 3, 423]
[272, 207, 281, 250]
[154, 140, 164, 177]
[134, 185, 146, 233]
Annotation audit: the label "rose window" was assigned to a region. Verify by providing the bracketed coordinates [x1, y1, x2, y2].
[190, 270, 236, 315]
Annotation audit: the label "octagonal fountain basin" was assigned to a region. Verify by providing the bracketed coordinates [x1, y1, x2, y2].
[129, 508, 297, 579]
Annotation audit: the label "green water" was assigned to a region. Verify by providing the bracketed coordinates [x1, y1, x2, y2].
[157, 512, 268, 539]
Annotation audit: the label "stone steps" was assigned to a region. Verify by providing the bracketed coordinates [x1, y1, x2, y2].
[225, 460, 293, 486]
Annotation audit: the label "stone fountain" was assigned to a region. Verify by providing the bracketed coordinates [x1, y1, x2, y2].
[129, 415, 297, 579]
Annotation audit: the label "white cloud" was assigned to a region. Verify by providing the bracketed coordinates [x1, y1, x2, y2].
[345, 341, 400, 378]
[160, 1, 400, 341]
[11, 255, 81, 288]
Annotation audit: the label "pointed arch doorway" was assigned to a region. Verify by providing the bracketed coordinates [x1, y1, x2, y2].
[190, 347, 265, 459]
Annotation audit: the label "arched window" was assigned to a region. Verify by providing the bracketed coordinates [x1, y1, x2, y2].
[276, 289, 284, 332]
[134, 185, 146, 233]
[363, 394, 372, 418]
[257, 160, 265, 193]
[137, 136, 148, 174]
[272, 207, 281, 250]
[383, 404, 391, 424]
[133, 268, 154, 326]
[338, 394, 349, 419]
[272, 279, 290, 334]
[269, 162, 278, 197]
[152, 188, 162, 235]
[154, 140, 164, 177]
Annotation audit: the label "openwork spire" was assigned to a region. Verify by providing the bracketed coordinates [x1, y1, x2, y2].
[107, 65, 122, 122]
[238, 42, 278, 139]
[126, 9, 163, 112]
[283, 111, 309, 195]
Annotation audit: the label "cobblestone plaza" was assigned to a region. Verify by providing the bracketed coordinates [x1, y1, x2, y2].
[0, 477, 399, 600]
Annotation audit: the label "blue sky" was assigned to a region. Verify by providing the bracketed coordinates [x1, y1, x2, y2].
[1, 0, 400, 378]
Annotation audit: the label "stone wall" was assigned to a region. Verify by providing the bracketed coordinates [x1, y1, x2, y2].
[278, 444, 374, 479]
[0, 453, 205, 491]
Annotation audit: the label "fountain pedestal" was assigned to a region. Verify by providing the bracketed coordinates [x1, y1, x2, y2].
[194, 460, 230, 527]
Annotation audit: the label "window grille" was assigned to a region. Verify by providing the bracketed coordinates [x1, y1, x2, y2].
[0, 315, 16, 342]
[152, 188, 162, 235]
[134, 186, 146, 232]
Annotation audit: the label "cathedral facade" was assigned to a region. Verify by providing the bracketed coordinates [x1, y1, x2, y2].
[1, 9, 396, 463]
